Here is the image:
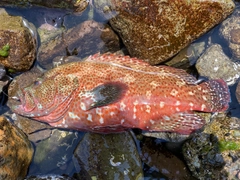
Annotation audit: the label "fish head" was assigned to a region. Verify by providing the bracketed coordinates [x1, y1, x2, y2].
[8, 72, 79, 119]
[8, 76, 58, 117]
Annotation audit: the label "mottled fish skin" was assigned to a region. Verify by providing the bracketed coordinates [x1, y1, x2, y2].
[8, 53, 231, 134]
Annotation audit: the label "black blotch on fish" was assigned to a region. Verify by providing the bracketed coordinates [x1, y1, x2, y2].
[90, 82, 127, 109]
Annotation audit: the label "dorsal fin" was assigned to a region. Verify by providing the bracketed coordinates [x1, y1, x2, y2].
[86, 53, 198, 84]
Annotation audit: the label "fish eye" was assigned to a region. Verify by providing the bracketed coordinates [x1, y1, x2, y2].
[34, 80, 42, 86]
[11, 96, 20, 102]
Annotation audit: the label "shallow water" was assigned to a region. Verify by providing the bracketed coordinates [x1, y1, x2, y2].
[0, 2, 240, 179]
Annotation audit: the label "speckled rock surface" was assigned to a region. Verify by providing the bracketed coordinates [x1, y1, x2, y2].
[0, 9, 37, 71]
[73, 132, 143, 180]
[183, 114, 240, 180]
[196, 44, 240, 85]
[37, 20, 120, 69]
[0, 116, 33, 179]
[219, 9, 240, 60]
[94, 0, 235, 65]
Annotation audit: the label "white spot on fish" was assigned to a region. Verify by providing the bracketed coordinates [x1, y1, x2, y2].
[62, 118, 66, 124]
[120, 102, 126, 111]
[99, 116, 104, 124]
[188, 91, 195, 95]
[96, 108, 102, 115]
[80, 102, 86, 111]
[133, 114, 136, 119]
[163, 115, 171, 121]
[160, 101, 165, 108]
[150, 81, 158, 88]
[202, 95, 207, 101]
[175, 101, 181, 106]
[146, 90, 152, 97]
[146, 105, 151, 113]
[133, 106, 137, 113]
[87, 114, 93, 122]
[176, 107, 180, 112]
[150, 119, 155, 124]
[189, 102, 194, 107]
[68, 112, 80, 119]
[110, 112, 115, 116]
[121, 119, 125, 124]
[133, 100, 139, 105]
[201, 104, 206, 111]
[37, 103, 43, 109]
[170, 89, 178, 96]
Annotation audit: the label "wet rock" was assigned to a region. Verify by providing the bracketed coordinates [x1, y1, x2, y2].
[0, 65, 5, 79]
[94, 0, 235, 65]
[29, 129, 82, 175]
[183, 133, 226, 180]
[73, 132, 143, 180]
[25, 174, 76, 180]
[183, 114, 240, 180]
[141, 137, 193, 179]
[38, 22, 64, 44]
[0, 9, 37, 71]
[219, 9, 240, 60]
[12, 114, 52, 143]
[196, 44, 240, 85]
[0, 116, 33, 179]
[0, 0, 89, 13]
[236, 81, 240, 103]
[165, 41, 206, 69]
[37, 20, 121, 69]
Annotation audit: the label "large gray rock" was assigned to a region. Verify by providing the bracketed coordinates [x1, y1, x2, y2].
[196, 44, 240, 85]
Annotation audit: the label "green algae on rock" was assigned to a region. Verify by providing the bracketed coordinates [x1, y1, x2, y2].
[0, 9, 37, 71]
[0, 44, 10, 57]
[94, 0, 235, 65]
[183, 114, 240, 180]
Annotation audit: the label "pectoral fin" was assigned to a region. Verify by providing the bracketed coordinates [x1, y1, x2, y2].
[79, 82, 127, 111]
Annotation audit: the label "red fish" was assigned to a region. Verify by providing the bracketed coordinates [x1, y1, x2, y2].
[8, 53, 230, 134]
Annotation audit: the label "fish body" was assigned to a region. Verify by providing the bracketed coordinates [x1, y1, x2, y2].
[8, 53, 230, 134]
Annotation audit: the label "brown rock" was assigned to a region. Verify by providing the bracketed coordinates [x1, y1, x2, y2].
[37, 20, 121, 69]
[94, 0, 235, 65]
[141, 137, 192, 179]
[0, 116, 33, 179]
[0, 9, 37, 71]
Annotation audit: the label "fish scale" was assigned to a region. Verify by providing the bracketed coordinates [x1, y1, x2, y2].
[8, 53, 230, 134]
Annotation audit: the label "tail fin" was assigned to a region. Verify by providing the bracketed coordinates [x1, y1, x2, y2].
[200, 79, 230, 112]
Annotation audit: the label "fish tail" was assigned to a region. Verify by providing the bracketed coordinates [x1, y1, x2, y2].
[199, 79, 230, 112]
